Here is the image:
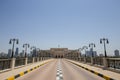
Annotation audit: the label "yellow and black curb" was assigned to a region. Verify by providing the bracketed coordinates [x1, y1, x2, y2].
[6, 61, 51, 80]
[67, 60, 115, 80]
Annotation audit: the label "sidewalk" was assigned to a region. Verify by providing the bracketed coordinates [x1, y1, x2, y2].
[67, 59, 120, 80]
[0, 59, 53, 80]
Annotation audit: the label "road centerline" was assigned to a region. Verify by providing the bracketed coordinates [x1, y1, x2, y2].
[56, 59, 63, 80]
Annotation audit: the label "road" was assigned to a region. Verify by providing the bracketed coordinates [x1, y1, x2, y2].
[17, 59, 104, 80]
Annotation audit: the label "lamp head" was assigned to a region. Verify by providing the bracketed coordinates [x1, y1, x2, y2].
[9, 39, 12, 44]
[16, 39, 19, 44]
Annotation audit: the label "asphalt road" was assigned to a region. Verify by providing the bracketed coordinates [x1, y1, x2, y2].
[17, 59, 104, 80]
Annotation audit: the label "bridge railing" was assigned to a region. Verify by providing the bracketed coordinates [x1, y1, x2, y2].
[0, 59, 11, 70]
[0, 57, 51, 72]
[93, 57, 103, 66]
[27, 57, 33, 64]
[80, 57, 84, 62]
[107, 58, 120, 69]
[15, 58, 25, 67]
[73, 57, 120, 71]
[34, 57, 38, 62]
[86, 57, 91, 63]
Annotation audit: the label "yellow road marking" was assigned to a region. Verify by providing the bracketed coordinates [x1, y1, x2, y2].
[7, 76, 14, 80]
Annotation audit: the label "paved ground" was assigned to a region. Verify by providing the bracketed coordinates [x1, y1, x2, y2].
[61, 59, 104, 80]
[1, 59, 119, 80]
[67, 59, 120, 80]
[17, 59, 57, 80]
[0, 59, 53, 80]
[16, 59, 104, 80]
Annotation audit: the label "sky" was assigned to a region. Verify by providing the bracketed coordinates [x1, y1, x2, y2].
[0, 0, 120, 56]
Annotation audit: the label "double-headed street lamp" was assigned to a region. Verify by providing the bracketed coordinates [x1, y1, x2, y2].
[23, 44, 30, 57]
[100, 38, 109, 57]
[36, 48, 40, 57]
[82, 46, 88, 57]
[89, 43, 96, 57]
[9, 38, 19, 58]
[31, 46, 36, 57]
[78, 48, 82, 57]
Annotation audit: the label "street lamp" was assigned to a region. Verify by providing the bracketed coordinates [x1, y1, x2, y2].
[9, 38, 19, 58]
[100, 38, 109, 57]
[89, 43, 96, 57]
[82, 46, 88, 57]
[31, 46, 36, 57]
[36, 48, 40, 57]
[78, 48, 82, 57]
[23, 44, 30, 57]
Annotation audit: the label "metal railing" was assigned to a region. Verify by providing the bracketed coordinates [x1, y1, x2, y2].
[73, 57, 120, 70]
[93, 57, 103, 66]
[0, 57, 50, 72]
[0, 59, 11, 70]
[107, 58, 120, 69]
[15, 58, 25, 67]
[86, 57, 91, 63]
[34, 57, 38, 62]
[80, 57, 84, 62]
[27, 57, 33, 64]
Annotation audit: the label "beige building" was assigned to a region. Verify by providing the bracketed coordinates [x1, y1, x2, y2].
[50, 48, 68, 58]
[39, 48, 80, 58]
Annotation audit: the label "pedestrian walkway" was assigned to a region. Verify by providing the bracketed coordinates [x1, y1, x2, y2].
[0, 59, 53, 80]
[66, 59, 120, 80]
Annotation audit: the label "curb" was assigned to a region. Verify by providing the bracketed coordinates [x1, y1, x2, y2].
[67, 60, 115, 80]
[6, 60, 51, 80]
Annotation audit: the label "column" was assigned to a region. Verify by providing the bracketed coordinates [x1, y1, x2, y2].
[103, 57, 108, 69]
[11, 58, 16, 70]
[32, 57, 35, 63]
[25, 58, 28, 65]
[91, 57, 94, 65]
[84, 57, 86, 63]
[37, 57, 39, 62]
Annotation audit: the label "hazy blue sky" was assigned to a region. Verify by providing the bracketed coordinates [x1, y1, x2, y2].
[0, 0, 120, 55]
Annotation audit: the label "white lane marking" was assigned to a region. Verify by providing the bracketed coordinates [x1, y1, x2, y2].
[56, 59, 63, 80]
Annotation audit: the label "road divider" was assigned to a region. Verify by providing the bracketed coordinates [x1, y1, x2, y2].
[67, 60, 115, 80]
[6, 60, 52, 80]
[56, 59, 63, 80]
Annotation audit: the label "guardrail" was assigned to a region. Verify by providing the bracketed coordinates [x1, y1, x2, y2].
[34, 57, 38, 62]
[70, 57, 120, 71]
[93, 57, 103, 66]
[0, 59, 11, 70]
[107, 58, 120, 69]
[0, 57, 51, 72]
[27, 57, 33, 64]
[86, 57, 91, 63]
[15, 58, 25, 67]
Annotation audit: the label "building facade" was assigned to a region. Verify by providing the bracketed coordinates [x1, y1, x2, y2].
[114, 49, 119, 57]
[38, 48, 80, 59]
[50, 48, 68, 58]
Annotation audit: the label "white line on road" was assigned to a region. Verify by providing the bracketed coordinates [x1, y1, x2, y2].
[56, 59, 63, 80]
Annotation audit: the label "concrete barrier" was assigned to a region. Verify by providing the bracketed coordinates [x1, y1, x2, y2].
[67, 60, 115, 80]
[6, 60, 52, 80]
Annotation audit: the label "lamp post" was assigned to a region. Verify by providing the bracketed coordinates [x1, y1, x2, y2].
[31, 46, 36, 57]
[82, 46, 88, 57]
[36, 48, 40, 61]
[78, 48, 82, 57]
[9, 38, 19, 58]
[30, 46, 36, 63]
[77, 48, 82, 61]
[89, 43, 96, 57]
[100, 38, 109, 57]
[82, 46, 88, 63]
[23, 44, 30, 57]
[36, 48, 40, 57]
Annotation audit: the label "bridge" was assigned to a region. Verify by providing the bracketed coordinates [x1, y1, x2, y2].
[0, 48, 120, 80]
